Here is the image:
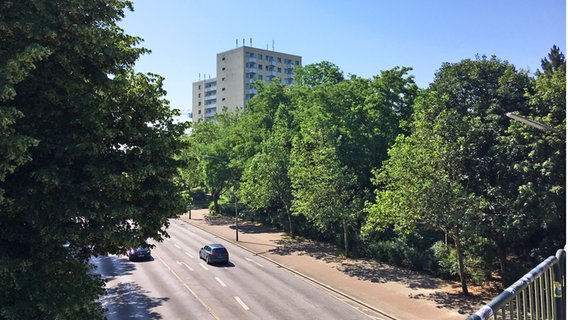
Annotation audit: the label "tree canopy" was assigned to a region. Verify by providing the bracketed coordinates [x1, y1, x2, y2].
[0, 1, 188, 318]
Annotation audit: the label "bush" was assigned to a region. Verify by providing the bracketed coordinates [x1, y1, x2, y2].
[431, 241, 458, 278]
[363, 238, 437, 272]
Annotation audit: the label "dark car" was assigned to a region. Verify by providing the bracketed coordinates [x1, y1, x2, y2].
[199, 244, 229, 265]
[128, 247, 151, 261]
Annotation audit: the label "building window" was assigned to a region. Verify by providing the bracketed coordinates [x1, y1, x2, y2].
[258, 75, 263, 80]
[277, 57, 281, 63]
[198, 85, 201, 89]
[222, 88, 225, 91]
[198, 93, 201, 98]
[258, 64, 262, 69]
[277, 67, 281, 73]
[295, 61, 299, 65]
[258, 54, 262, 60]
[222, 57, 226, 61]
[222, 67, 226, 71]
[222, 98, 226, 101]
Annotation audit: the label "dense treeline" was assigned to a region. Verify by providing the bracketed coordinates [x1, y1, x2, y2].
[183, 49, 566, 295]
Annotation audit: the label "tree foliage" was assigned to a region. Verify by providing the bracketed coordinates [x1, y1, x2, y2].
[183, 48, 564, 296]
[0, 1, 188, 318]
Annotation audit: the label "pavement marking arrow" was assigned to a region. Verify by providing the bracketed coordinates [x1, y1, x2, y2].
[176, 260, 194, 271]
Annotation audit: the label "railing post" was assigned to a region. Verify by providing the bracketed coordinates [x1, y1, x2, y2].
[554, 248, 565, 320]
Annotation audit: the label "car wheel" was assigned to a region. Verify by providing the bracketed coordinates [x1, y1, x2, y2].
[206, 256, 210, 264]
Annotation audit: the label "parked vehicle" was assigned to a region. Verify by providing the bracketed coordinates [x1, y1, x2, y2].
[199, 244, 229, 265]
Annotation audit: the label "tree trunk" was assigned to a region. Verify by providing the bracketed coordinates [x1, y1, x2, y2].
[454, 236, 469, 295]
[343, 219, 349, 257]
[495, 242, 508, 286]
[212, 191, 220, 213]
[285, 205, 295, 238]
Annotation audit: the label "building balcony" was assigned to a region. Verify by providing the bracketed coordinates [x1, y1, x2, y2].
[248, 68, 257, 73]
[248, 57, 257, 63]
[270, 60, 277, 66]
[248, 89, 258, 94]
[269, 70, 277, 76]
[205, 94, 216, 101]
[205, 103, 217, 110]
[205, 85, 217, 92]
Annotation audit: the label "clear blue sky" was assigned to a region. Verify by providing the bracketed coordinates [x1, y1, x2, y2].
[119, 0, 566, 121]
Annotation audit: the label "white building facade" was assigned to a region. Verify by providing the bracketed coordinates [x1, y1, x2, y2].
[192, 46, 301, 122]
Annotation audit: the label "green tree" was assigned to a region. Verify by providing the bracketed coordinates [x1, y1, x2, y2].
[287, 65, 417, 255]
[503, 47, 566, 257]
[365, 100, 480, 295]
[294, 61, 344, 87]
[366, 55, 535, 293]
[0, 1, 188, 318]
[539, 44, 566, 75]
[239, 82, 297, 235]
[188, 113, 240, 214]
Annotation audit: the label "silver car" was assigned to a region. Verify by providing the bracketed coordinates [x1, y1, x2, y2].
[199, 244, 229, 265]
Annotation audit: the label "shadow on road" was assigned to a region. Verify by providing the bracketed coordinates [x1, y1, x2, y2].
[102, 281, 168, 319]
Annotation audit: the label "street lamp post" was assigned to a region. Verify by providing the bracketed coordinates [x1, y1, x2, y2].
[506, 112, 564, 138]
[197, 154, 239, 242]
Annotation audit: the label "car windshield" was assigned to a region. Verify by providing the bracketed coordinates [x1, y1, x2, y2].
[213, 248, 226, 254]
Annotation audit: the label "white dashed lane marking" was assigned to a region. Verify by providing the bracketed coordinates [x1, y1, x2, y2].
[246, 257, 264, 268]
[234, 296, 249, 310]
[215, 277, 227, 287]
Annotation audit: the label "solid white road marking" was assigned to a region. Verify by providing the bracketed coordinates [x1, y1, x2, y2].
[200, 263, 209, 270]
[174, 243, 181, 249]
[185, 252, 194, 258]
[215, 277, 227, 287]
[245, 257, 264, 268]
[234, 296, 250, 310]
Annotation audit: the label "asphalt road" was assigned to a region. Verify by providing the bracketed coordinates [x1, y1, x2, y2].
[93, 219, 386, 319]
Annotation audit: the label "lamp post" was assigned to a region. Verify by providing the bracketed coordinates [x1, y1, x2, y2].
[197, 154, 239, 242]
[506, 112, 565, 139]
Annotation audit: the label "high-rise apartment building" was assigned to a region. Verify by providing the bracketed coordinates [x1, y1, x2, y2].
[192, 46, 302, 122]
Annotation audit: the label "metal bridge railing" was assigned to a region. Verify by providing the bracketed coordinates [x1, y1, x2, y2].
[466, 248, 565, 320]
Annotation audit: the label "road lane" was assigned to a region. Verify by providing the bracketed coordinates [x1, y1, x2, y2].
[95, 218, 387, 319]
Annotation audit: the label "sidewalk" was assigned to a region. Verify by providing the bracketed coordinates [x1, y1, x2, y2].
[179, 209, 485, 320]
